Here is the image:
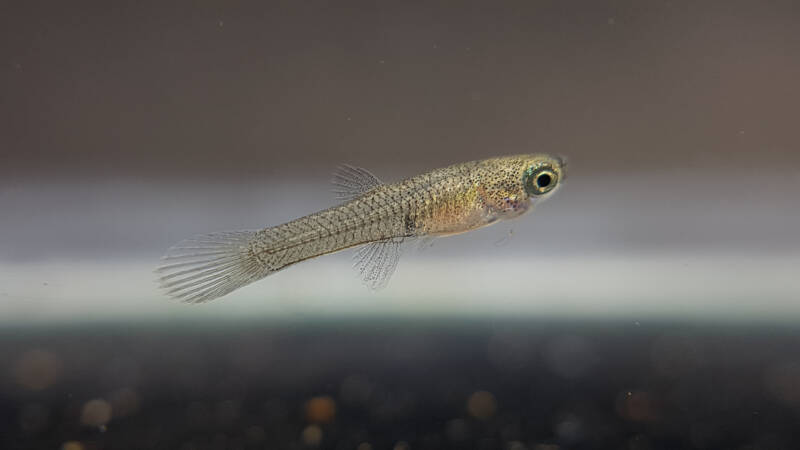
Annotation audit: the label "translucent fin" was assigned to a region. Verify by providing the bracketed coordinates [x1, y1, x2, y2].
[332, 164, 383, 201]
[416, 236, 437, 252]
[494, 228, 515, 247]
[353, 238, 403, 290]
[155, 231, 267, 304]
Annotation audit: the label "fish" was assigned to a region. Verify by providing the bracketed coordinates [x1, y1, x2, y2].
[156, 154, 566, 303]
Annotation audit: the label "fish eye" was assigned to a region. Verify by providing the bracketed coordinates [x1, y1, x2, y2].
[524, 165, 558, 196]
[536, 173, 552, 188]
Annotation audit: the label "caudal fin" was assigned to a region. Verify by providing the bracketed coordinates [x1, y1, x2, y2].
[156, 231, 267, 303]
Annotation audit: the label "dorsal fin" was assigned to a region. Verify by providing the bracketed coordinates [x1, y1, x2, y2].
[331, 164, 383, 201]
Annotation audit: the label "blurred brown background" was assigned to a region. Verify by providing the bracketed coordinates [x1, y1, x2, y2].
[2, 0, 799, 182]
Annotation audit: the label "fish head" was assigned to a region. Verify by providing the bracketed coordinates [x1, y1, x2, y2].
[476, 154, 566, 218]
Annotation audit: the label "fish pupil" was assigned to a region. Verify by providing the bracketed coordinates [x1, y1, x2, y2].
[536, 173, 552, 188]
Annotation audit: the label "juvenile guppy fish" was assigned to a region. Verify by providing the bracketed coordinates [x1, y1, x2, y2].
[157, 154, 565, 302]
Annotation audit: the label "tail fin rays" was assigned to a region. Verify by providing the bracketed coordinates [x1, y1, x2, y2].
[156, 231, 268, 303]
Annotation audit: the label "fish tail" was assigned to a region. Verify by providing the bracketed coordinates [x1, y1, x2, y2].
[156, 215, 378, 302]
[156, 230, 270, 303]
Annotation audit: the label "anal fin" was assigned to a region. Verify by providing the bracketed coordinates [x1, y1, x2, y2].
[353, 238, 403, 290]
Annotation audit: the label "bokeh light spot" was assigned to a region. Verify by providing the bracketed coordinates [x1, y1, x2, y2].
[305, 395, 336, 424]
[617, 390, 660, 422]
[301, 424, 323, 446]
[80, 398, 112, 427]
[467, 390, 497, 420]
[13, 349, 62, 391]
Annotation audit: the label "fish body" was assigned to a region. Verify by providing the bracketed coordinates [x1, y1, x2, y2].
[158, 154, 565, 302]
